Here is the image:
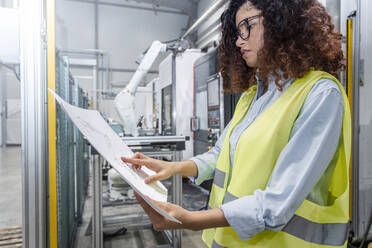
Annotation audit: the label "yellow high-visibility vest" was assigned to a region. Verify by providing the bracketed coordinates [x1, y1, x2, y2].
[203, 71, 351, 248]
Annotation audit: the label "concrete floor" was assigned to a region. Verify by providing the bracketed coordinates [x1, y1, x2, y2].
[0, 146, 22, 229]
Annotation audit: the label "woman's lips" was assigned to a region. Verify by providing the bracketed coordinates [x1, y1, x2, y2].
[241, 50, 251, 57]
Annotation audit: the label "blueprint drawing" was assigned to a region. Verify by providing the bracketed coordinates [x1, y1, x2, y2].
[49, 89, 181, 224]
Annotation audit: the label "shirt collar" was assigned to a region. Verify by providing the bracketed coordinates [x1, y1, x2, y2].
[256, 71, 294, 91]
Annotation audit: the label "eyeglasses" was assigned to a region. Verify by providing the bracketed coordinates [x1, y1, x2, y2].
[236, 15, 261, 41]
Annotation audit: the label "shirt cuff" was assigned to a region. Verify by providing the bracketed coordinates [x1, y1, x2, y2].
[220, 195, 265, 241]
[188, 157, 213, 185]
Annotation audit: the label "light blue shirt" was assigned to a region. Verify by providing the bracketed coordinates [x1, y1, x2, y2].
[190, 76, 344, 241]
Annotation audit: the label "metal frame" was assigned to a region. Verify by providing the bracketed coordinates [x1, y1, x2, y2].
[69, 64, 158, 74]
[351, 0, 361, 242]
[1, 65, 6, 147]
[0, 62, 22, 146]
[171, 151, 182, 248]
[171, 53, 177, 135]
[20, 0, 47, 247]
[58, 49, 109, 109]
[123, 135, 187, 144]
[139, 150, 183, 248]
[93, 154, 103, 248]
[73, 76, 79, 218]
[93, 137, 185, 248]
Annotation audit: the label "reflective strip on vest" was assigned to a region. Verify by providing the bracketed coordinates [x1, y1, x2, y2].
[282, 215, 349, 246]
[211, 240, 227, 248]
[219, 191, 348, 246]
[223, 191, 238, 204]
[213, 169, 226, 188]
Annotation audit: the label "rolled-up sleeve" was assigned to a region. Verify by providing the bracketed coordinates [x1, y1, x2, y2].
[220, 83, 344, 241]
[189, 121, 231, 185]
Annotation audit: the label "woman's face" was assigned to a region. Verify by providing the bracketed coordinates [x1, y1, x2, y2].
[235, 2, 264, 68]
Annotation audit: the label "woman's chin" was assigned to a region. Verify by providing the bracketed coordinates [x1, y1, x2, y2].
[244, 60, 257, 68]
[243, 55, 258, 68]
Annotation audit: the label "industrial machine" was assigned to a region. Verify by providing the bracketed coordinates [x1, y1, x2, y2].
[155, 49, 204, 159]
[192, 49, 241, 156]
[106, 42, 204, 248]
[114, 40, 167, 137]
[114, 39, 190, 137]
[110, 40, 203, 205]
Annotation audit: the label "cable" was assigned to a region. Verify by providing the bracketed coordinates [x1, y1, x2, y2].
[103, 226, 127, 240]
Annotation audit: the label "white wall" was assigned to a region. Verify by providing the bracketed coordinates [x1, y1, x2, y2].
[56, 0, 189, 122]
[0, 8, 19, 64]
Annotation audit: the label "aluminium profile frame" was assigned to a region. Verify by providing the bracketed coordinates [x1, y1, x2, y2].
[1, 65, 6, 147]
[20, 0, 47, 247]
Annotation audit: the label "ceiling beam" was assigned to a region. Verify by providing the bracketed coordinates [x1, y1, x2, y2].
[67, 0, 188, 15]
[126, 0, 198, 17]
[70, 64, 159, 74]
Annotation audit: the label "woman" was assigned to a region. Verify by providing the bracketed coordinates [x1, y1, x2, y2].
[122, 0, 351, 247]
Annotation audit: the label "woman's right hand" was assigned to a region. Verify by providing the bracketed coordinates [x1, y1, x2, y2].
[121, 153, 176, 184]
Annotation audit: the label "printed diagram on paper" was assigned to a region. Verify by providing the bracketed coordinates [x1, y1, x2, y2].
[49, 89, 181, 224]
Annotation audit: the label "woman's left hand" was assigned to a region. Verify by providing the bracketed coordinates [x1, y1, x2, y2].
[134, 192, 196, 231]
[135, 192, 229, 231]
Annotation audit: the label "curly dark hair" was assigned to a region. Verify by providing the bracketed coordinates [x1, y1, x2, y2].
[219, 0, 345, 93]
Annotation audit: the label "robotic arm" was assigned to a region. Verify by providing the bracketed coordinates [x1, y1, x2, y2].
[114, 40, 167, 136]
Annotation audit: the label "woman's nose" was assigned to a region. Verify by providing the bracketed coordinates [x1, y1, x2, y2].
[235, 36, 246, 48]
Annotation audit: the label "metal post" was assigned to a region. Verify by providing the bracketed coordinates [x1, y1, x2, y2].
[94, 0, 100, 110]
[105, 54, 110, 92]
[351, 0, 361, 240]
[74, 78, 79, 217]
[1, 65, 7, 147]
[93, 65, 98, 109]
[92, 154, 103, 248]
[20, 0, 47, 247]
[94, 0, 99, 50]
[171, 151, 183, 248]
[99, 54, 104, 106]
[171, 53, 177, 136]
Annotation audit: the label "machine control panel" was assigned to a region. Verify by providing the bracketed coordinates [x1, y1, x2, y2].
[206, 128, 219, 150]
[208, 107, 220, 129]
[207, 75, 222, 130]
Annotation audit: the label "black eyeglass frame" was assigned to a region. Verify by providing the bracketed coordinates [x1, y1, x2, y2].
[235, 15, 261, 41]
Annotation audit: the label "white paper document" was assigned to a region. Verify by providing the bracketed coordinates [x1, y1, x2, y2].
[49, 89, 181, 224]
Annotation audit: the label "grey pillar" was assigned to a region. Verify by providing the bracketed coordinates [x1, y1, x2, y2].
[20, 0, 47, 247]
